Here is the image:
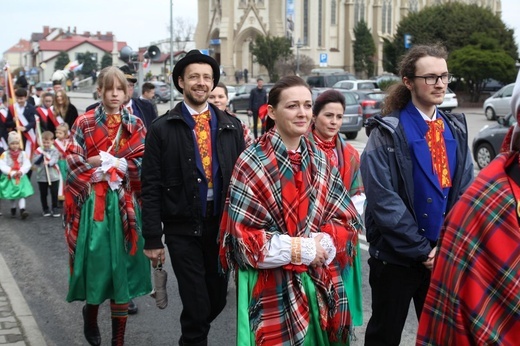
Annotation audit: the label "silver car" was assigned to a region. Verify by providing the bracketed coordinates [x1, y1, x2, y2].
[483, 83, 515, 120]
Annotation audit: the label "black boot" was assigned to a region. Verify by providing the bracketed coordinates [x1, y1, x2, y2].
[20, 209, 29, 220]
[11, 208, 16, 218]
[111, 315, 128, 346]
[82, 305, 101, 346]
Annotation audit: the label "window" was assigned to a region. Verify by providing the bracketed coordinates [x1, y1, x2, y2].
[354, 0, 365, 24]
[382, 0, 392, 34]
[331, 0, 337, 25]
[303, 0, 309, 45]
[409, 0, 418, 13]
[318, 0, 323, 47]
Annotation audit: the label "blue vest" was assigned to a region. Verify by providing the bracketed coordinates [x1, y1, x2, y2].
[400, 102, 457, 241]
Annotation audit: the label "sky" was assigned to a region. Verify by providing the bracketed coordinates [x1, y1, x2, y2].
[2, 0, 520, 58]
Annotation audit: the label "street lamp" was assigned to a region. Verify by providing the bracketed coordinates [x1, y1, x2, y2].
[296, 38, 303, 76]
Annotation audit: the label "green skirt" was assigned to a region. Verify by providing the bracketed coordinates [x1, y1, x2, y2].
[0, 174, 34, 199]
[343, 242, 363, 326]
[57, 159, 67, 183]
[66, 189, 152, 304]
[237, 267, 349, 346]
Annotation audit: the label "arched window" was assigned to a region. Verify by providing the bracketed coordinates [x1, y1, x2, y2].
[331, 0, 337, 25]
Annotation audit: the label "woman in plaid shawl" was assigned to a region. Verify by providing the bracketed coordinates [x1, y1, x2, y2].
[64, 66, 151, 346]
[308, 89, 365, 329]
[220, 76, 361, 345]
[416, 70, 520, 345]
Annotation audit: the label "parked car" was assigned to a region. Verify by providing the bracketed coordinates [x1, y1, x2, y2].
[306, 73, 356, 88]
[472, 112, 515, 169]
[35, 81, 53, 93]
[228, 83, 273, 113]
[483, 83, 515, 120]
[332, 79, 379, 91]
[151, 81, 171, 103]
[349, 90, 386, 121]
[311, 88, 363, 139]
[226, 85, 236, 106]
[438, 87, 458, 112]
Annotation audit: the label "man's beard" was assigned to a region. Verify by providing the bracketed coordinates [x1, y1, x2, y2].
[184, 89, 208, 107]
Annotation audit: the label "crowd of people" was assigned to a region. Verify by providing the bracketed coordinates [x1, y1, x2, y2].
[1, 43, 519, 345]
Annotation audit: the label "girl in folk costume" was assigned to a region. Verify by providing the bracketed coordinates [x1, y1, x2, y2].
[37, 92, 61, 133]
[0, 131, 34, 219]
[54, 89, 79, 130]
[64, 66, 151, 346]
[219, 76, 362, 346]
[55, 123, 70, 201]
[308, 89, 366, 330]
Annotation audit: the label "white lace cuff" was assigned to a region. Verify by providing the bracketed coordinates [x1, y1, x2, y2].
[300, 238, 317, 266]
[310, 232, 337, 265]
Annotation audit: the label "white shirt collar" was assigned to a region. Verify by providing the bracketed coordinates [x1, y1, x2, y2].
[184, 102, 209, 116]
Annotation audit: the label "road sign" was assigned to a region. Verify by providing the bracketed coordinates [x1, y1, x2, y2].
[404, 34, 412, 49]
[319, 53, 328, 67]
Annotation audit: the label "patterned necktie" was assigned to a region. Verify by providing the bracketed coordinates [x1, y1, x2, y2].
[425, 118, 452, 188]
[194, 110, 213, 187]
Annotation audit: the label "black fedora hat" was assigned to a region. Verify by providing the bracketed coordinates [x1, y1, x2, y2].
[172, 50, 220, 94]
[118, 65, 137, 83]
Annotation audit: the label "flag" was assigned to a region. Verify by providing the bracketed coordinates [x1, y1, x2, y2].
[64, 60, 80, 71]
[3, 63, 24, 150]
[72, 63, 84, 72]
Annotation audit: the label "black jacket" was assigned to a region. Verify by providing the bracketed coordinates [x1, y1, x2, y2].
[5, 104, 36, 145]
[86, 97, 156, 128]
[248, 87, 267, 113]
[141, 102, 246, 249]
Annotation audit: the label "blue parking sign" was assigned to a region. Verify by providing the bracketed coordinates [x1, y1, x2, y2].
[319, 53, 328, 67]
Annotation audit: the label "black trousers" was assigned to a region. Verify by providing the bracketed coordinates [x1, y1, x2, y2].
[364, 257, 431, 346]
[165, 214, 228, 346]
[38, 180, 59, 210]
[252, 110, 261, 139]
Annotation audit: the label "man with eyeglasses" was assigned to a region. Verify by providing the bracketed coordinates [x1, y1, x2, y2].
[361, 44, 474, 346]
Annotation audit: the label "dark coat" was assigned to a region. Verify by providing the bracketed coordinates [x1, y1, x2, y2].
[5, 104, 37, 145]
[248, 87, 267, 113]
[141, 102, 246, 249]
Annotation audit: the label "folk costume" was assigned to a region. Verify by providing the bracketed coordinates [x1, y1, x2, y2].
[54, 137, 69, 200]
[309, 131, 365, 327]
[416, 153, 520, 345]
[0, 135, 34, 200]
[219, 129, 362, 346]
[65, 105, 151, 305]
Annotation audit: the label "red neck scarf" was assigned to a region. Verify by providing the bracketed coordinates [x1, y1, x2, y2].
[313, 131, 338, 167]
[425, 118, 452, 188]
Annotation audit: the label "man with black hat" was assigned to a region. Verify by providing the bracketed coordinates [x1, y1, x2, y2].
[141, 50, 245, 346]
[86, 65, 157, 128]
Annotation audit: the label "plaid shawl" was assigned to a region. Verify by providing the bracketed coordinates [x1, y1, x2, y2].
[65, 105, 146, 261]
[220, 129, 361, 345]
[417, 152, 520, 346]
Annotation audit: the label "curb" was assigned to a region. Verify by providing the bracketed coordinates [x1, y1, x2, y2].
[0, 254, 47, 346]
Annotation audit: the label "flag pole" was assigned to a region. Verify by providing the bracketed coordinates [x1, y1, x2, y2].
[35, 115, 51, 186]
[4, 65, 24, 150]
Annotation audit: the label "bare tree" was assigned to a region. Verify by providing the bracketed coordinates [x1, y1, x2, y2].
[167, 17, 195, 52]
[275, 54, 315, 77]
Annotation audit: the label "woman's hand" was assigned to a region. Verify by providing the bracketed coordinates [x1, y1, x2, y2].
[422, 247, 437, 271]
[87, 155, 101, 167]
[310, 234, 328, 268]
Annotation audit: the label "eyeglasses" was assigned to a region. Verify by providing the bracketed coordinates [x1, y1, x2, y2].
[411, 74, 452, 85]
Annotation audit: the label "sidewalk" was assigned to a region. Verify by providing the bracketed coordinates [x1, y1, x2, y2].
[0, 254, 46, 345]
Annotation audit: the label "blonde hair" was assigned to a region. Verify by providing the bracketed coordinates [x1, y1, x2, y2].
[97, 66, 128, 103]
[54, 89, 70, 116]
[41, 131, 54, 140]
[56, 123, 69, 133]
